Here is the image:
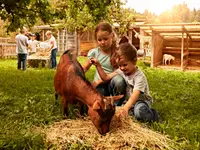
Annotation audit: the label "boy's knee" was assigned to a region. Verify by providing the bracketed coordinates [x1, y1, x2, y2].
[134, 103, 148, 119]
[134, 102, 154, 121]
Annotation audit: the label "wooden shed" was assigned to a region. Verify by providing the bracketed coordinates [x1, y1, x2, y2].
[33, 22, 145, 57]
[33, 25, 98, 56]
[78, 30, 97, 56]
[33, 25, 78, 55]
[139, 23, 200, 71]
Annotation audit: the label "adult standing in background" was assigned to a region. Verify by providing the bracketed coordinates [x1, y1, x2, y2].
[46, 31, 58, 69]
[15, 27, 29, 71]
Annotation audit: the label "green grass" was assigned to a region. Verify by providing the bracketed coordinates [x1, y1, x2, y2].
[0, 58, 200, 149]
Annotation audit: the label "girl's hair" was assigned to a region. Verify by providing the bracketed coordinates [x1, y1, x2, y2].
[117, 42, 138, 62]
[95, 22, 118, 69]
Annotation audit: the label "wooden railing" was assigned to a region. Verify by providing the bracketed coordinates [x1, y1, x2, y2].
[0, 43, 17, 58]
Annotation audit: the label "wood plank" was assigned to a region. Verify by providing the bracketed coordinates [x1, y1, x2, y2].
[163, 47, 200, 51]
[152, 31, 164, 67]
[181, 32, 184, 70]
[163, 50, 200, 55]
[183, 52, 189, 57]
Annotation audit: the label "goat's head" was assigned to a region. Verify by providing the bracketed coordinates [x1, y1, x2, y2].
[88, 95, 123, 135]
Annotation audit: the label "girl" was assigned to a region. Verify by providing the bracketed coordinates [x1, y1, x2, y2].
[82, 22, 126, 106]
[90, 42, 158, 122]
[28, 33, 39, 54]
[46, 30, 58, 69]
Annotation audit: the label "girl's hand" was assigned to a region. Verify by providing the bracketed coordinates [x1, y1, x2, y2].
[89, 57, 99, 66]
[116, 107, 129, 119]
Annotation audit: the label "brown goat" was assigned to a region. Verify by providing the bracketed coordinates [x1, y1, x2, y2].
[54, 50, 123, 134]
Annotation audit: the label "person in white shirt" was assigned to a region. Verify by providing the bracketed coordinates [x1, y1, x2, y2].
[15, 27, 29, 70]
[46, 30, 58, 69]
[28, 34, 39, 54]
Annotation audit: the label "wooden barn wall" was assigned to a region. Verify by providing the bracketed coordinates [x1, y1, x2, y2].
[79, 30, 96, 56]
[130, 28, 140, 49]
[164, 40, 200, 48]
[163, 39, 200, 67]
[151, 31, 164, 67]
[189, 54, 200, 66]
[163, 40, 182, 66]
[79, 41, 97, 56]
[189, 41, 200, 48]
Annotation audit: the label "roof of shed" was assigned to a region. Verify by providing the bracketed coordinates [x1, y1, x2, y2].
[138, 23, 200, 41]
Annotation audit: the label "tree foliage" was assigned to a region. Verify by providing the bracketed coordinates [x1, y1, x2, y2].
[50, 0, 126, 32]
[0, 0, 200, 34]
[157, 2, 199, 23]
[0, 0, 134, 34]
[50, 0, 137, 36]
[107, 6, 137, 36]
[0, 0, 52, 32]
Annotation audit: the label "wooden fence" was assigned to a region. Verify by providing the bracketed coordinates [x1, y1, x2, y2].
[0, 43, 17, 58]
[57, 29, 78, 55]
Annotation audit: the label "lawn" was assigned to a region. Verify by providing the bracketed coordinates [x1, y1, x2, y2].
[0, 57, 199, 149]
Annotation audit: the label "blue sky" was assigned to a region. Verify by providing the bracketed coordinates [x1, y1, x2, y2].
[124, 0, 200, 15]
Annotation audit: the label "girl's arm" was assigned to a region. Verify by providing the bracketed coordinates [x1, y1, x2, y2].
[90, 57, 118, 81]
[82, 59, 92, 73]
[48, 37, 55, 52]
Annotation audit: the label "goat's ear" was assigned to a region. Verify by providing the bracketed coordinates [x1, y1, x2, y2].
[112, 95, 124, 100]
[93, 101, 101, 110]
[105, 95, 124, 104]
[105, 95, 124, 100]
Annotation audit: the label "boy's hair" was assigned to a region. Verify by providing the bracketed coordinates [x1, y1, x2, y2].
[117, 42, 138, 61]
[95, 22, 118, 69]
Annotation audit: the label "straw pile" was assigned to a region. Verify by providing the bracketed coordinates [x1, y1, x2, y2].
[40, 111, 177, 150]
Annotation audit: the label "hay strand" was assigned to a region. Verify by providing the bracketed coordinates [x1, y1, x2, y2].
[40, 115, 177, 150]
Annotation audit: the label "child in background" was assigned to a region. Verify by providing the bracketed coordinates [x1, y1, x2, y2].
[45, 31, 58, 69]
[90, 42, 158, 122]
[82, 22, 126, 106]
[28, 34, 39, 55]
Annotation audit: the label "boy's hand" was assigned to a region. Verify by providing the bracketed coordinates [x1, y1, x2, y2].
[116, 107, 129, 119]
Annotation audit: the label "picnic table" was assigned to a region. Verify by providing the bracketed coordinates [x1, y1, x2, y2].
[27, 53, 51, 68]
